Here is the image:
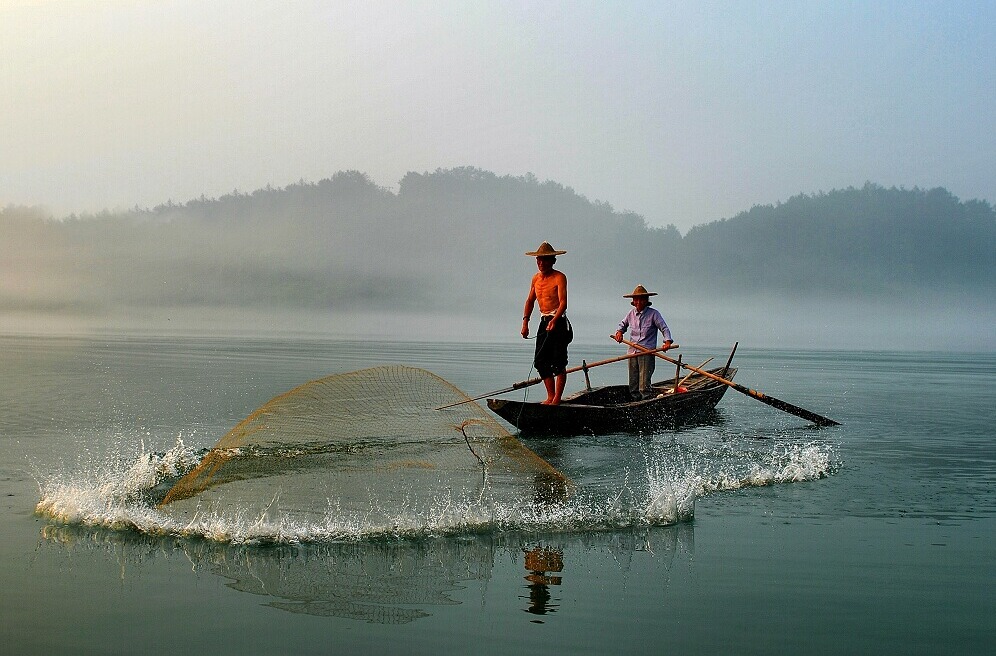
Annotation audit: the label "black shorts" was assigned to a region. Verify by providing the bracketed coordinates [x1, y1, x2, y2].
[534, 315, 572, 378]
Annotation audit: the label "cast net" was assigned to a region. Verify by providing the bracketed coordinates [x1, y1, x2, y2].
[159, 366, 570, 533]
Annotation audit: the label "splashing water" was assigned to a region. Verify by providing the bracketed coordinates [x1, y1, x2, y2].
[33, 362, 834, 544]
[35, 432, 835, 544]
[694, 440, 837, 493]
[35, 435, 683, 543]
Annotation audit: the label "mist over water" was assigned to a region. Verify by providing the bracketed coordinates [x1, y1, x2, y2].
[2, 175, 992, 352]
[2, 296, 991, 354]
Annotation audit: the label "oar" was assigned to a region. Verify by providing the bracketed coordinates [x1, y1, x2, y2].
[617, 338, 840, 426]
[435, 343, 678, 410]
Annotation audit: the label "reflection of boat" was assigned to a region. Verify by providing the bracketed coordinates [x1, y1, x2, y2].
[487, 367, 737, 436]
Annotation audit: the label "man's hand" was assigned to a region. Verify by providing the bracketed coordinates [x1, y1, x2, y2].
[613, 331, 623, 343]
[521, 319, 529, 339]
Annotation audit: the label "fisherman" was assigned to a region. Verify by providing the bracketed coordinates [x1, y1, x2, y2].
[521, 241, 571, 405]
[613, 285, 673, 400]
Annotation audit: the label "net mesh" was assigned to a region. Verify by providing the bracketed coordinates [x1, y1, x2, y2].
[160, 366, 569, 528]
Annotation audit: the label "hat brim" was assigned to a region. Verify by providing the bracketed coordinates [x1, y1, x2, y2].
[526, 250, 567, 256]
[623, 292, 658, 297]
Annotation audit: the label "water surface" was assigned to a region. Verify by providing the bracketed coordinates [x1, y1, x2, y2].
[1, 335, 992, 654]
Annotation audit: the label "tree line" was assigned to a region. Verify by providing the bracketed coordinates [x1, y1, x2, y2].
[2, 169, 992, 320]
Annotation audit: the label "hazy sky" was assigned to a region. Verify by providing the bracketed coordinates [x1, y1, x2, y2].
[2, 0, 993, 231]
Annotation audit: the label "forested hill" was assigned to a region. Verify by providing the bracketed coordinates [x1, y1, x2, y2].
[2, 169, 993, 329]
[681, 184, 995, 298]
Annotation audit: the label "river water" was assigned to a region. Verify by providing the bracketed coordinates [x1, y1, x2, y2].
[1, 334, 992, 654]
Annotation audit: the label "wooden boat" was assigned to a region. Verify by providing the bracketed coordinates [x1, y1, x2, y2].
[487, 366, 737, 436]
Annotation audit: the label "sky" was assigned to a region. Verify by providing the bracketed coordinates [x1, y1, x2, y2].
[1, 0, 994, 231]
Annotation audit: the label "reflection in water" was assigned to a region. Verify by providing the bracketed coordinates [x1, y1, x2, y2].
[522, 546, 564, 620]
[214, 539, 491, 624]
[39, 522, 693, 625]
[39, 524, 492, 624]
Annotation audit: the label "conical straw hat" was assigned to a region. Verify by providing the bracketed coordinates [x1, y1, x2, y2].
[525, 241, 567, 256]
[623, 284, 657, 298]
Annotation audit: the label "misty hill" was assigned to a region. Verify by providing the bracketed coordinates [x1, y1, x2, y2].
[1, 169, 993, 346]
[682, 184, 995, 299]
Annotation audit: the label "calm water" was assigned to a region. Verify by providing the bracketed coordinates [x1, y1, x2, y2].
[1, 334, 993, 654]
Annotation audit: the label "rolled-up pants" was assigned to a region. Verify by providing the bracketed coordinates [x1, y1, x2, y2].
[534, 315, 570, 379]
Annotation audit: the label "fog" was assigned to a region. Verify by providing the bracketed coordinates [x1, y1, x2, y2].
[2, 3, 993, 351]
[8, 299, 990, 354]
[2, 173, 992, 352]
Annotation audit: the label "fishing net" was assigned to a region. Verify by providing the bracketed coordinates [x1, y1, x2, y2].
[159, 366, 570, 532]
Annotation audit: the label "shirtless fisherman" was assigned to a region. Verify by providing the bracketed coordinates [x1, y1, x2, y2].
[521, 242, 571, 405]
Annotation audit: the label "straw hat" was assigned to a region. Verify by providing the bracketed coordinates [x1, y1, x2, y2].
[525, 241, 567, 257]
[623, 284, 657, 298]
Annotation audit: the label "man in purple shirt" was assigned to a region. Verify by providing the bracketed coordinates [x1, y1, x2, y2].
[613, 285, 673, 400]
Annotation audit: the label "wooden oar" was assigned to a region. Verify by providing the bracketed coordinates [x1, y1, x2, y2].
[617, 338, 840, 426]
[435, 343, 678, 410]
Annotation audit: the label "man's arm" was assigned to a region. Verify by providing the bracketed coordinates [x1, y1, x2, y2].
[522, 276, 537, 338]
[613, 310, 629, 342]
[655, 310, 672, 345]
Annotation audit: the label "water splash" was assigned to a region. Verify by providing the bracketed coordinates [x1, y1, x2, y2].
[35, 434, 836, 544]
[694, 440, 836, 493]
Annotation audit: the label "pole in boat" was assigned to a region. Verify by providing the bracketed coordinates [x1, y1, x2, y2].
[435, 343, 678, 410]
[675, 357, 713, 390]
[721, 342, 738, 379]
[615, 338, 840, 427]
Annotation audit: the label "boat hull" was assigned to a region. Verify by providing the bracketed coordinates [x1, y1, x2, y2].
[487, 367, 736, 436]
